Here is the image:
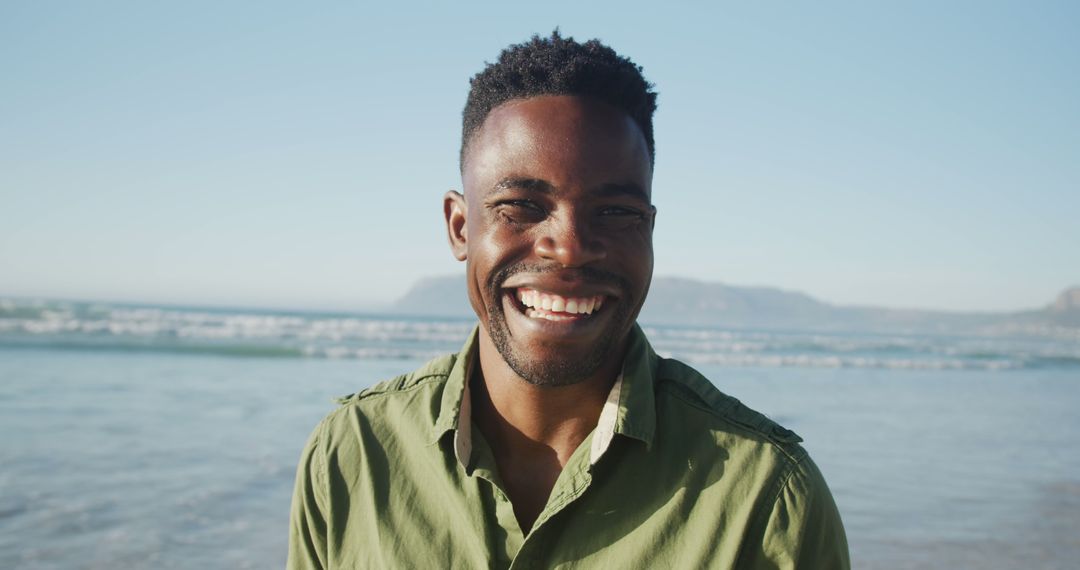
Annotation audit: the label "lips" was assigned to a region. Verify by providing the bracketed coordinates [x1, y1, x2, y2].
[502, 285, 613, 326]
[494, 266, 625, 337]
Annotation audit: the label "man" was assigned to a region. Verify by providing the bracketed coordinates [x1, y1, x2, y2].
[289, 32, 849, 569]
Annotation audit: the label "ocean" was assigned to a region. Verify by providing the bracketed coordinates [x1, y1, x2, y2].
[2, 299, 1078, 568]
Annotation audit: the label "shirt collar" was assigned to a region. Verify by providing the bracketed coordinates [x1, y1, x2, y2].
[430, 326, 476, 455]
[431, 324, 658, 468]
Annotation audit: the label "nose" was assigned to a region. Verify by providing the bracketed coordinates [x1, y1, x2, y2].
[533, 210, 606, 267]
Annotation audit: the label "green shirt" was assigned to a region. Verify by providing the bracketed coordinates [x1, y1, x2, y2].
[288, 325, 849, 569]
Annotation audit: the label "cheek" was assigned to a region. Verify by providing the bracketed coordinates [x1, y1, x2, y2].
[608, 232, 654, 286]
[473, 222, 536, 266]
[634, 227, 655, 266]
[610, 225, 653, 256]
[463, 259, 487, 317]
[465, 226, 532, 302]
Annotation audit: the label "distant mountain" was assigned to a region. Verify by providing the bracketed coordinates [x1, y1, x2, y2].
[392, 276, 471, 318]
[636, 278, 833, 328]
[391, 275, 1080, 336]
[1047, 286, 1080, 327]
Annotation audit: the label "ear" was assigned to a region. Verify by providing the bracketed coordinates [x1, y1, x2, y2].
[443, 190, 468, 261]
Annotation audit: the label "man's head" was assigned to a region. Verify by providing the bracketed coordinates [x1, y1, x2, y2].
[460, 30, 658, 172]
[445, 32, 658, 388]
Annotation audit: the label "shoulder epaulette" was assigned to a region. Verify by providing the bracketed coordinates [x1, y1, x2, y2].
[333, 352, 458, 405]
[656, 357, 804, 447]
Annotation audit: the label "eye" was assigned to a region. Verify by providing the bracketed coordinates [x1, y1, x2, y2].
[595, 204, 649, 230]
[494, 199, 546, 224]
[599, 206, 645, 218]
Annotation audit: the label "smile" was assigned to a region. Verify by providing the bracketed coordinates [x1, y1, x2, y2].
[513, 287, 606, 322]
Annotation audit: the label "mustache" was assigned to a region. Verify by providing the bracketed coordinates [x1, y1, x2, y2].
[487, 262, 630, 297]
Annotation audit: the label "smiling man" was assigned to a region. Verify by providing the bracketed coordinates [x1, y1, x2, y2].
[289, 32, 848, 569]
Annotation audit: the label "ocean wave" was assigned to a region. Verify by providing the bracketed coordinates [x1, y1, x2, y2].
[664, 352, 1026, 371]
[3, 334, 1076, 371]
[2, 299, 1078, 370]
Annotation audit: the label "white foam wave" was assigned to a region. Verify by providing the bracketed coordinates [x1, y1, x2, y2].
[1, 299, 1077, 370]
[665, 351, 1025, 371]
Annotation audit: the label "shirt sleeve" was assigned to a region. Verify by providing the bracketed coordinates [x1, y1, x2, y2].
[287, 422, 330, 570]
[741, 456, 850, 569]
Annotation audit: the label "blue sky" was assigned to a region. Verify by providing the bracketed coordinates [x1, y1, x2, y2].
[2, 1, 1077, 312]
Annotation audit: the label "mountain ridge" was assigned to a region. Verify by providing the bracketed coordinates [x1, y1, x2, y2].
[391, 275, 1080, 335]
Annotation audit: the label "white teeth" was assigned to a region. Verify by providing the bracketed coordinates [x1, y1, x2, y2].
[526, 308, 573, 321]
[516, 288, 606, 317]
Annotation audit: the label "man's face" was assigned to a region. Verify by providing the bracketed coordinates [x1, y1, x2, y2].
[446, 95, 655, 386]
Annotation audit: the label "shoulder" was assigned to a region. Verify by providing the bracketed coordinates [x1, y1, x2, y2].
[312, 352, 460, 443]
[333, 352, 458, 406]
[652, 356, 806, 465]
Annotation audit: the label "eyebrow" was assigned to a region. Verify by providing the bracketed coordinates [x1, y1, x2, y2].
[489, 178, 650, 202]
[593, 182, 650, 202]
[490, 177, 554, 195]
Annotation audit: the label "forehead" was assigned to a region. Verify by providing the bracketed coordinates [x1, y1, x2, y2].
[462, 95, 652, 196]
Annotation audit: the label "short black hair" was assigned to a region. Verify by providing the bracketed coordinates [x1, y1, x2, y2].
[461, 30, 658, 171]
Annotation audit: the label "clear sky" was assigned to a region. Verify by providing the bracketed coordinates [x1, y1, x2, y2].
[2, 1, 1078, 313]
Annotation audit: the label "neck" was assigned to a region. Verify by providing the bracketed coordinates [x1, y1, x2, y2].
[470, 327, 625, 533]
[472, 330, 623, 465]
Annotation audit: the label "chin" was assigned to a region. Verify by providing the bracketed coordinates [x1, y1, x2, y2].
[502, 347, 606, 387]
[487, 302, 628, 388]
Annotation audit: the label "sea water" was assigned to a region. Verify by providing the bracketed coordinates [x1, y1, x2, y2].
[1, 300, 1078, 568]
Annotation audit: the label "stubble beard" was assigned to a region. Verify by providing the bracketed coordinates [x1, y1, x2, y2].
[483, 263, 635, 388]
